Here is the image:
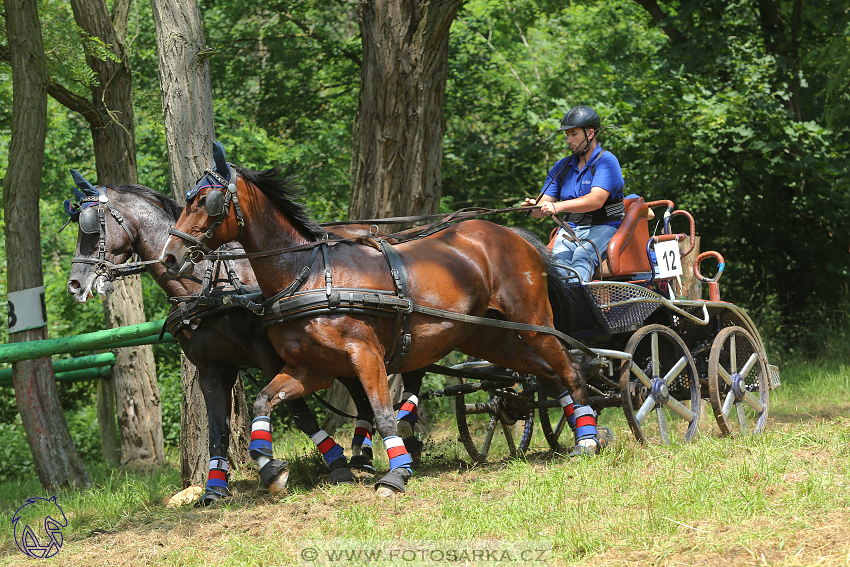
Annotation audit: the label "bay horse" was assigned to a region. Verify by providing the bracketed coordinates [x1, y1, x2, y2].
[64, 169, 424, 504]
[160, 142, 604, 494]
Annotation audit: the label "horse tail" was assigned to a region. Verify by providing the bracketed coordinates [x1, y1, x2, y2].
[508, 227, 579, 333]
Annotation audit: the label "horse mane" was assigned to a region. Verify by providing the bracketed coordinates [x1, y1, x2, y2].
[234, 165, 327, 241]
[106, 184, 183, 221]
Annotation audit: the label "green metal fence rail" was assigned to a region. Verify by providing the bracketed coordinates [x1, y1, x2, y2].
[0, 319, 174, 365]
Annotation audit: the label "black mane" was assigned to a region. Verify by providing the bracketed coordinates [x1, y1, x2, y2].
[234, 165, 327, 241]
[106, 184, 183, 221]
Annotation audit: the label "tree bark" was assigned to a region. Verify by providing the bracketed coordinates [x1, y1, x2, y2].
[150, 0, 250, 486]
[70, 0, 165, 467]
[349, 0, 463, 224]
[3, 0, 90, 488]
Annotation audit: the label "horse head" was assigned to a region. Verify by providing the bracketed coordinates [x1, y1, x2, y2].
[66, 169, 182, 302]
[160, 141, 245, 277]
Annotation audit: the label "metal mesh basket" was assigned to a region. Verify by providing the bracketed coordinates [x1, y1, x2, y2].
[584, 282, 663, 334]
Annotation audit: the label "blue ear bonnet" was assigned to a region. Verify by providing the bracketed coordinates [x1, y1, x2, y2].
[186, 141, 232, 202]
[63, 169, 100, 221]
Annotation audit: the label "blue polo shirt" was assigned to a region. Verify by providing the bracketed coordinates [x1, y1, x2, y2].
[542, 145, 625, 227]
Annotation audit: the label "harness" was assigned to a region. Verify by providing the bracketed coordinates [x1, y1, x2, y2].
[70, 189, 160, 279]
[557, 149, 625, 227]
[168, 171, 599, 371]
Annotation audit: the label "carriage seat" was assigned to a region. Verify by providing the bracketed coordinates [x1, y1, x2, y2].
[547, 197, 653, 281]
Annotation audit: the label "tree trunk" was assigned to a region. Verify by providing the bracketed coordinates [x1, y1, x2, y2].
[150, 0, 250, 486]
[70, 0, 165, 467]
[3, 0, 90, 488]
[349, 0, 463, 223]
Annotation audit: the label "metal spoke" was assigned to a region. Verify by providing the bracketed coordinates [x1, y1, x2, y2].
[719, 365, 733, 386]
[729, 334, 738, 373]
[662, 356, 689, 386]
[635, 395, 657, 424]
[632, 363, 653, 389]
[502, 422, 517, 454]
[735, 401, 749, 434]
[722, 390, 736, 416]
[666, 397, 696, 422]
[651, 332, 660, 378]
[742, 390, 765, 413]
[739, 352, 759, 378]
[479, 416, 497, 460]
[656, 407, 670, 444]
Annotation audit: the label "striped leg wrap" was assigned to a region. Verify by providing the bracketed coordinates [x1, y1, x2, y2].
[558, 391, 577, 432]
[573, 404, 598, 441]
[396, 392, 419, 438]
[249, 416, 274, 463]
[351, 416, 373, 458]
[384, 435, 413, 471]
[310, 430, 345, 467]
[206, 457, 229, 492]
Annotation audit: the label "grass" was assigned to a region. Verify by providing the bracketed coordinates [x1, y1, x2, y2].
[1, 357, 849, 566]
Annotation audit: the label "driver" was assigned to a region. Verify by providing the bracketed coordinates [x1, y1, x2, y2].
[523, 105, 625, 282]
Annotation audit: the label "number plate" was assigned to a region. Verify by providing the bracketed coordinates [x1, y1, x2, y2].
[653, 240, 683, 279]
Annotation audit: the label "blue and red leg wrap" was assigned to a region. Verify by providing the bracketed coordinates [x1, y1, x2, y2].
[206, 457, 229, 492]
[383, 435, 413, 471]
[310, 430, 345, 467]
[396, 392, 419, 425]
[573, 404, 598, 441]
[250, 416, 274, 460]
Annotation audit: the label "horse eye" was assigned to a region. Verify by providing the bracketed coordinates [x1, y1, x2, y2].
[198, 195, 207, 207]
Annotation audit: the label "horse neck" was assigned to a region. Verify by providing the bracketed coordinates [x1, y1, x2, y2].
[112, 191, 201, 297]
[237, 182, 319, 294]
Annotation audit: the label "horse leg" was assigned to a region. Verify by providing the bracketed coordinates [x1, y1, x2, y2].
[396, 369, 426, 462]
[337, 376, 376, 474]
[346, 349, 413, 496]
[251, 364, 334, 494]
[195, 367, 237, 506]
[284, 396, 355, 485]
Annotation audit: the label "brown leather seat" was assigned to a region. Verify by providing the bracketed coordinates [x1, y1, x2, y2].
[547, 197, 652, 280]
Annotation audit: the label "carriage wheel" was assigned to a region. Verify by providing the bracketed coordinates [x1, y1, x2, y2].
[536, 391, 571, 454]
[454, 380, 534, 463]
[707, 326, 770, 436]
[619, 324, 701, 444]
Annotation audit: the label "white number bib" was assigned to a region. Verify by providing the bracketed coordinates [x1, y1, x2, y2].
[653, 240, 683, 279]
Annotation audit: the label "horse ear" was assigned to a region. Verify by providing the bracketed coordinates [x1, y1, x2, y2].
[69, 168, 99, 197]
[212, 141, 230, 179]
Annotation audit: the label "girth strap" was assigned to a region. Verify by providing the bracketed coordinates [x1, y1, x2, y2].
[378, 239, 412, 374]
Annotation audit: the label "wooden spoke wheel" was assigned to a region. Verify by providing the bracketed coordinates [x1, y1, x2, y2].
[707, 326, 770, 436]
[619, 324, 702, 444]
[455, 380, 534, 463]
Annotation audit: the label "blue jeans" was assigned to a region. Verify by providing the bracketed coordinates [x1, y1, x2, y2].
[551, 224, 618, 282]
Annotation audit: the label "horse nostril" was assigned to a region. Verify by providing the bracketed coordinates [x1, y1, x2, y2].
[162, 254, 175, 268]
[68, 280, 80, 292]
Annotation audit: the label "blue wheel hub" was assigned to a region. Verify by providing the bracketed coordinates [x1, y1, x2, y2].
[730, 372, 746, 400]
[651, 379, 669, 405]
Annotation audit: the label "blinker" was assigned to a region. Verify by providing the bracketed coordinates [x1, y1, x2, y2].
[204, 189, 226, 216]
[79, 206, 100, 234]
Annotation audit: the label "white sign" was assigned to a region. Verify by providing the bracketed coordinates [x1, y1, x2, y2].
[7, 286, 47, 333]
[653, 240, 683, 279]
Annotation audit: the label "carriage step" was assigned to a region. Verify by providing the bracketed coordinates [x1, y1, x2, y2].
[768, 365, 781, 390]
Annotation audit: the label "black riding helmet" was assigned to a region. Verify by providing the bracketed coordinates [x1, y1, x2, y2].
[558, 105, 601, 132]
[558, 105, 601, 155]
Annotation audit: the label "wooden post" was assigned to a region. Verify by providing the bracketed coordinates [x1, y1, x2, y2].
[679, 236, 702, 300]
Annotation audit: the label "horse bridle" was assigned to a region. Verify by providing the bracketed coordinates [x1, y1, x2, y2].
[168, 167, 245, 263]
[71, 188, 155, 279]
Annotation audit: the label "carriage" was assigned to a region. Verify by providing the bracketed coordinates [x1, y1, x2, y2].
[68, 142, 781, 498]
[416, 196, 781, 462]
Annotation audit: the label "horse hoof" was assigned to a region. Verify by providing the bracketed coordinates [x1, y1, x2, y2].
[193, 486, 229, 507]
[376, 485, 401, 498]
[329, 466, 356, 485]
[268, 470, 290, 496]
[349, 455, 376, 474]
[374, 468, 410, 495]
[260, 459, 289, 495]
